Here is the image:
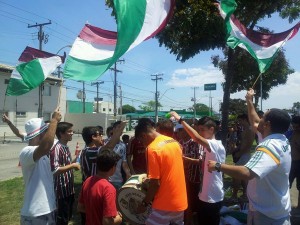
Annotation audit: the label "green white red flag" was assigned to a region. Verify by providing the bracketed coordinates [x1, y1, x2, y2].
[63, 0, 175, 81]
[219, 0, 300, 73]
[6, 47, 63, 96]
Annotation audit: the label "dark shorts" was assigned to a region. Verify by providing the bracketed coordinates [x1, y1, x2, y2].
[186, 181, 199, 212]
[56, 194, 75, 225]
[197, 199, 223, 225]
[289, 160, 300, 190]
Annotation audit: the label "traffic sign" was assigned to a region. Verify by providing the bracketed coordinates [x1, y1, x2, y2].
[204, 83, 216, 91]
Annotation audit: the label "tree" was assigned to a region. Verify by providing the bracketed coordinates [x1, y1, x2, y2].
[105, 0, 300, 142]
[221, 98, 247, 115]
[189, 103, 210, 114]
[292, 102, 300, 114]
[139, 100, 162, 112]
[122, 104, 136, 114]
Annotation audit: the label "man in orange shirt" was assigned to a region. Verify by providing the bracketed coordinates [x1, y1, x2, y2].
[135, 118, 187, 225]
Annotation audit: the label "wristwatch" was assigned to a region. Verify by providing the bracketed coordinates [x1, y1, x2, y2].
[215, 162, 222, 172]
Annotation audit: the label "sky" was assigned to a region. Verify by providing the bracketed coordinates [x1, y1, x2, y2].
[0, 0, 300, 113]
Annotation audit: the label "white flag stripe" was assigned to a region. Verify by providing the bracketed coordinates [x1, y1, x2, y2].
[38, 56, 62, 79]
[128, 0, 171, 51]
[69, 37, 116, 61]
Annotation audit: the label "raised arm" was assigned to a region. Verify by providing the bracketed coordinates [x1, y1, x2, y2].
[245, 88, 260, 133]
[170, 111, 210, 150]
[104, 122, 127, 150]
[33, 109, 62, 161]
[2, 114, 25, 140]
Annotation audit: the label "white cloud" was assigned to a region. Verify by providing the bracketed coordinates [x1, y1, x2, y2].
[167, 66, 224, 87]
[231, 71, 300, 111]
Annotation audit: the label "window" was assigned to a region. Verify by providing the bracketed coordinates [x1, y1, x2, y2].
[109, 108, 112, 112]
[16, 112, 26, 118]
[44, 86, 51, 96]
[103, 108, 106, 112]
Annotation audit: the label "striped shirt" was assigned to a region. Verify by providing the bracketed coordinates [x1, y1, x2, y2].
[50, 142, 75, 199]
[80, 146, 100, 182]
[180, 139, 201, 183]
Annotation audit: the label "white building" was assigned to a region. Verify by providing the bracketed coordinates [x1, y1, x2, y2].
[93, 101, 114, 114]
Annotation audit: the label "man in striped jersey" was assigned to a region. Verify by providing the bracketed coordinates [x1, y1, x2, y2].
[50, 122, 80, 225]
[208, 88, 292, 225]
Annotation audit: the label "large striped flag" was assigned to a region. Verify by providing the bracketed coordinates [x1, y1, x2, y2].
[63, 0, 175, 81]
[6, 47, 63, 96]
[219, 0, 300, 73]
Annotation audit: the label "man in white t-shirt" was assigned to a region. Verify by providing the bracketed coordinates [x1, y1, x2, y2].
[170, 111, 226, 225]
[19, 108, 61, 225]
[208, 89, 292, 225]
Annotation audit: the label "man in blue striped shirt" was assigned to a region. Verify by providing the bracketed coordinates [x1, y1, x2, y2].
[50, 122, 80, 225]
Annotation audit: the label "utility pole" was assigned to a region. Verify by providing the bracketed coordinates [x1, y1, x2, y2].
[82, 81, 86, 113]
[28, 21, 52, 118]
[91, 81, 104, 113]
[151, 73, 163, 123]
[110, 59, 125, 117]
[191, 87, 199, 121]
[118, 85, 123, 115]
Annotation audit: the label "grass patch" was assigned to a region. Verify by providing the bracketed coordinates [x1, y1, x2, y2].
[0, 171, 83, 225]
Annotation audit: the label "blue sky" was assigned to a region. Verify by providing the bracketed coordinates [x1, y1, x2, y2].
[1, 0, 300, 113]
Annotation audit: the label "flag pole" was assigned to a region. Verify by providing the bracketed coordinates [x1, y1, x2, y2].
[251, 72, 262, 89]
[57, 79, 63, 109]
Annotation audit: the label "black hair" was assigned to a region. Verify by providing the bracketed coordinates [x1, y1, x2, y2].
[97, 126, 103, 133]
[81, 126, 101, 145]
[122, 134, 130, 142]
[197, 116, 216, 131]
[265, 109, 291, 134]
[106, 126, 113, 136]
[237, 113, 249, 124]
[156, 120, 174, 137]
[292, 116, 300, 126]
[97, 149, 120, 172]
[113, 121, 122, 128]
[56, 122, 73, 139]
[135, 118, 156, 138]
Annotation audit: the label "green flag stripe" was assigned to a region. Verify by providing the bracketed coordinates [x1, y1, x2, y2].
[111, 0, 146, 66]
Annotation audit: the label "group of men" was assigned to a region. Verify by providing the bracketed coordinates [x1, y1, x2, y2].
[2, 87, 297, 225]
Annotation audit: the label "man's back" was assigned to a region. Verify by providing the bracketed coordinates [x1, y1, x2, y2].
[246, 134, 291, 219]
[147, 135, 187, 211]
[20, 145, 56, 217]
[79, 176, 118, 225]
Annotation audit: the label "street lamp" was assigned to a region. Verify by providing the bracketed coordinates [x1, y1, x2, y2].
[56, 45, 72, 78]
[158, 88, 174, 112]
[158, 88, 174, 100]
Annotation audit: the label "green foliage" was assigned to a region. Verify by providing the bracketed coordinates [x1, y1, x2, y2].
[122, 104, 136, 114]
[139, 100, 162, 111]
[221, 98, 247, 115]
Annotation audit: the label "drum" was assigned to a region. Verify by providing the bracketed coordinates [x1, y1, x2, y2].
[117, 174, 151, 225]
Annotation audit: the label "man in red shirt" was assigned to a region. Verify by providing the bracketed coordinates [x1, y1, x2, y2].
[78, 149, 122, 225]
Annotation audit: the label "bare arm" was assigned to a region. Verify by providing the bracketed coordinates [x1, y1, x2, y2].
[126, 138, 136, 174]
[54, 163, 80, 176]
[33, 109, 61, 161]
[104, 122, 126, 150]
[2, 114, 25, 139]
[122, 161, 131, 181]
[207, 160, 256, 180]
[170, 111, 210, 150]
[103, 214, 122, 225]
[246, 89, 260, 133]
